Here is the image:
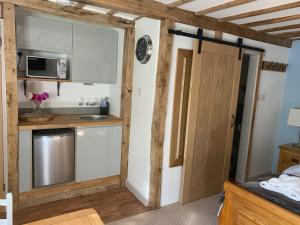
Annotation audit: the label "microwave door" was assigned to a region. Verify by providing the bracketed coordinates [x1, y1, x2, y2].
[27, 57, 58, 79]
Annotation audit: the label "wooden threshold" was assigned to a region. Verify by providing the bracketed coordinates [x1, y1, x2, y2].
[18, 176, 121, 209]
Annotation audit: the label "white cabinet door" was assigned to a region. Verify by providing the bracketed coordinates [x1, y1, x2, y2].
[72, 24, 118, 83]
[76, 126, 122, 182]
[16, 12, 73, 53]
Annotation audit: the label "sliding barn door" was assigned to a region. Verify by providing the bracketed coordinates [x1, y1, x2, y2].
[181, 40, 242, 204]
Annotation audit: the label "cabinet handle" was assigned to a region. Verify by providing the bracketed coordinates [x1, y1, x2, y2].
[291, 158, 299, 164]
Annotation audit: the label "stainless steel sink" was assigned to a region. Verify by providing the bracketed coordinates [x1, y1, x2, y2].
[79, 115, 109, 121]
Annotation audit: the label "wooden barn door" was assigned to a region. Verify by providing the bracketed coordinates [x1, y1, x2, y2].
[181, 40, 242, 204]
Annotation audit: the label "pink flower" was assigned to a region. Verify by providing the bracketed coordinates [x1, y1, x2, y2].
[30, 92, 49, 103]
[42, 92, 49, 100]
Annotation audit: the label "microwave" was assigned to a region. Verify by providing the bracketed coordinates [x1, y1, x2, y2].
[26, 56, 67, 79]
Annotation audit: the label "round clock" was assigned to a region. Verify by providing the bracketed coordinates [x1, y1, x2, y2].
[136, 35, 152, 64]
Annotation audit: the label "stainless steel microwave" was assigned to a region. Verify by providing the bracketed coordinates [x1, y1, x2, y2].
[26, 56, 67, 79]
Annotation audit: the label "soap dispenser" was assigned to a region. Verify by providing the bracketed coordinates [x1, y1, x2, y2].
[100, 97, 109, 115]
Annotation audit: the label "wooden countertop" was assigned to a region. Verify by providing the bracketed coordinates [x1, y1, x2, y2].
[18, 114, 123, 130]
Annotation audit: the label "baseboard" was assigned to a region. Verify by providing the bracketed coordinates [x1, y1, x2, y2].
[247, 172, 273, 182]
[126, 181, 149, 206]
[18, 176, 121, 209]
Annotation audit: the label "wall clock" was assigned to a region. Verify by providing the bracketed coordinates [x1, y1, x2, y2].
[136, 35, 152, 64]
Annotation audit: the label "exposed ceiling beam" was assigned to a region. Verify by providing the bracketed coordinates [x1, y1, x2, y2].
[71, 0, 291, 47]
[275, 31, 300, 39]
[5, 0, 290, 47]
[220, 1, 300, 22]
[195, 0, 256, 16]
[133, 16, 143, 21]
[2, 0, 134, 28]
[167, 0, 194, 9]
[107, 9, 117, 16]
[257, 24, 300, 33]
[242, 14, 300, 27]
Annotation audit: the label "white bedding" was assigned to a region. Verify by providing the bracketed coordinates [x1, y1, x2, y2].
[259, 166, 300, 201]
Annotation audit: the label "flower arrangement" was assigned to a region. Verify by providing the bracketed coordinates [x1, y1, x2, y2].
[26, 92, 50, 113]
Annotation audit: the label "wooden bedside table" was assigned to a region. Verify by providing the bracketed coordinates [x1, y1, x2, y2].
[277, 144, 300, 173]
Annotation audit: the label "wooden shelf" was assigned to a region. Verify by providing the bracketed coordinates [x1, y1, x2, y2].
[17, 77, 71, 82]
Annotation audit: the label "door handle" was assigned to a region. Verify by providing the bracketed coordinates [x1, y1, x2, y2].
[231, 115, 235, 128]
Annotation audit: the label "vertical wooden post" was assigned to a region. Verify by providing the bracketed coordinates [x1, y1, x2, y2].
[120, 28, 135, 185]
[3, 3, 18, 205]
[0, 3, 4, 200]
[149, 19, 174, 209]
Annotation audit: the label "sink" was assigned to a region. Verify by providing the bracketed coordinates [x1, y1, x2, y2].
[79, 115, 109, 121]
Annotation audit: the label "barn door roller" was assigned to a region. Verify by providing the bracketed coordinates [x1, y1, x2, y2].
[168, 29, 265, 58]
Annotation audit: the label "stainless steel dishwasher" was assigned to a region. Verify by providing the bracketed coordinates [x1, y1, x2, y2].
[33, 129, 75, 188]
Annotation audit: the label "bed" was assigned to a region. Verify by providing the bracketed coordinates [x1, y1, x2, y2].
[219, 181, 300, 225]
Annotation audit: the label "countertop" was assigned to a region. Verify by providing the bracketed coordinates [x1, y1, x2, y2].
[18, 114, 123, 130]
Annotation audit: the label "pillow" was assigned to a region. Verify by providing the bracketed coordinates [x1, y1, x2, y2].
[283, 165, 300, 177]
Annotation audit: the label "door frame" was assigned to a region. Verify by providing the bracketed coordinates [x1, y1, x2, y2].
[242, 51, 264, 182]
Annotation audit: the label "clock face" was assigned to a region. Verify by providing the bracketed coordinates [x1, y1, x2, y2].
[136, 35, 152, 64]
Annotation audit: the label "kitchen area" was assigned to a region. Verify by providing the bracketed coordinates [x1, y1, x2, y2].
[12, 7, 130, 208]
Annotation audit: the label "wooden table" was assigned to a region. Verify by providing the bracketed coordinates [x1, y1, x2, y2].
[24, 209, 105, 225]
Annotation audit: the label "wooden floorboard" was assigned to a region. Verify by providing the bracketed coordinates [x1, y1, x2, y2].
[13, 187, 150, 225]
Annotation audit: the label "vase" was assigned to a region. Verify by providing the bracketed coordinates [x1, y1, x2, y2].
[32, 100, 43, 114]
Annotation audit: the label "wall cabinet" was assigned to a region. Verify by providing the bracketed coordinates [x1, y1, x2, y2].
[75, 126, 122, 182]
[72, 24, 118, 84]
[16, 12, 73, 53]
[16, 9, 119, 84]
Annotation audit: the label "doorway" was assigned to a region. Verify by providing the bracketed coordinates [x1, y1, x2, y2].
[229, 54, 250, 180]
[234, 52, 262, 183]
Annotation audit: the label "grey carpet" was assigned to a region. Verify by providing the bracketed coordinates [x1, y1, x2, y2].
[108, 195, 220, 225]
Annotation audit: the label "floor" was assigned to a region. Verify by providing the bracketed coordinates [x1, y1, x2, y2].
[13, 187, 150, 225]
[108, 195, 220, 225]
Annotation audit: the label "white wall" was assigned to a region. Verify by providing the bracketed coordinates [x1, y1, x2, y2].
[126, 18, 161, 204]
[160, 23, 289, 206]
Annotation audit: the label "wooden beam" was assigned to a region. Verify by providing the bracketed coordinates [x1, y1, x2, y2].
[133, 16, 143, 21]
[2, 0, 134, 28]
[0, 4, 4, 200]
[149, 19, 174, 209]
[120, 28, 135, 186]
[195, 0, 255, 16]
[3, 2, 19, 206]
[215, 31, 223, 39]
[242, 14, 300, 28]
[71, 0, 291, 47]
[275, 31, 300, 39]
[167, 0, 194, 8]
[220, 1, 300, 22]
[107, 9, 117, 16]
[257, 24, 300, 33]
